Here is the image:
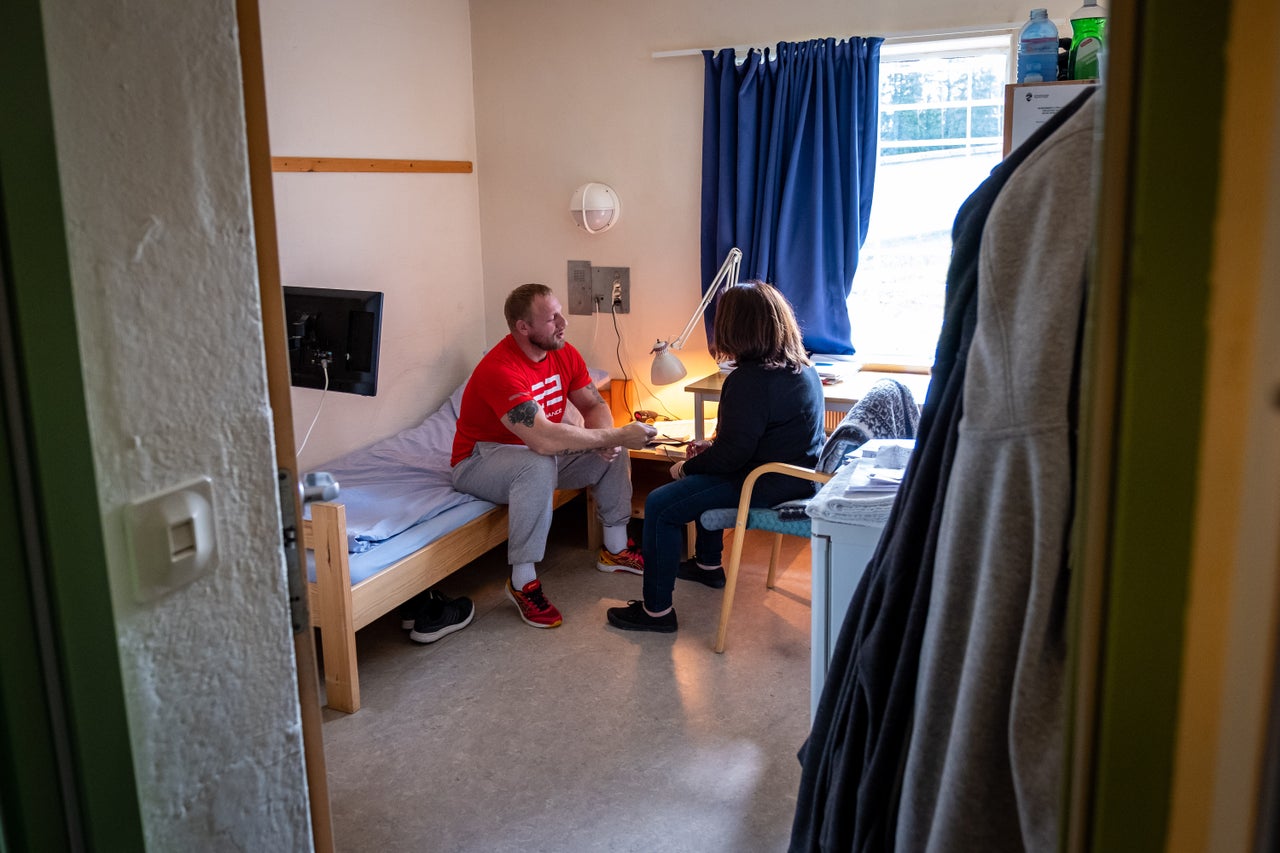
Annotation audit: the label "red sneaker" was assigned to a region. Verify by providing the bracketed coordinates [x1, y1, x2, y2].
[505, 579, 563, 628]
[597, 543, 644, 575]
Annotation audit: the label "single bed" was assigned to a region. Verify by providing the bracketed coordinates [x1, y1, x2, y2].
[301, 373, 611, 713]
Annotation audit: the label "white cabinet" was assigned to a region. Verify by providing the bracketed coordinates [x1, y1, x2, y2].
[805, 440, 913, 721]
[809, 515, 886, 721]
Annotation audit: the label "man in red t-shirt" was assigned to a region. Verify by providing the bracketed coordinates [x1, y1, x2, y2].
[452, 283, 656, 628]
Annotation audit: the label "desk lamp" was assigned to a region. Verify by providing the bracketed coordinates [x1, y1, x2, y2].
[649, 247, 741, 385]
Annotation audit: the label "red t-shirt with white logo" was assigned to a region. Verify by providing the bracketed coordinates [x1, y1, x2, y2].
[450, 335, 592, 466]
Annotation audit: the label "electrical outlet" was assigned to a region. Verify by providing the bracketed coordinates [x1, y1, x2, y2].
[591, 266, 629, 313]
[567, 260, 594, 315]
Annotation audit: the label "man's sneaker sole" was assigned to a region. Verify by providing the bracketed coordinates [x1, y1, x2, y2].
[596, 561, 643, 576]
[505, 585, 562, 628]
[408, 602, 475, 644]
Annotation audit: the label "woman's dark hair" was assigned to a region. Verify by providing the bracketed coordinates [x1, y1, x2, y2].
[710, 280, 811, 372]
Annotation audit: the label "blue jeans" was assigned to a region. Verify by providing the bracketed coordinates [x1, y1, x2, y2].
[641, 472, 816, 611]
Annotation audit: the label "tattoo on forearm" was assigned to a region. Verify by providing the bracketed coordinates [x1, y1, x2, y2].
[553, 448, 594, 456]
[507, 401, 538, 428]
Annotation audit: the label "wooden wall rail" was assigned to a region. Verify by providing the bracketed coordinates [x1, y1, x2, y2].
[271, 157, 473, 174]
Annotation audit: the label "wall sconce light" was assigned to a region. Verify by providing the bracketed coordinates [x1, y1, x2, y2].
[570, 182, 621, 234]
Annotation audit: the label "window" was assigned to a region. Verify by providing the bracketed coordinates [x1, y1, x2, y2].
[847, 36, 1012, 366]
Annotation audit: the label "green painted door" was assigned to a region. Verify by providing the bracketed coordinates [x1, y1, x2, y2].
[0, 1, 146, 850]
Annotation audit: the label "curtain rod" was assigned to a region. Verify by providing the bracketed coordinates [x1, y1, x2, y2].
[651, 21, 1022, 58]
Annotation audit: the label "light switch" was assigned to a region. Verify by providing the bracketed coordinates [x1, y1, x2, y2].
[125, 476, 219, 602]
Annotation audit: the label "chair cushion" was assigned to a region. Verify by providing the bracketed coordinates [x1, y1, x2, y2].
[747, 510, 812, 537]
[699, 507, 739, 530]
[699, 502, 812, 537]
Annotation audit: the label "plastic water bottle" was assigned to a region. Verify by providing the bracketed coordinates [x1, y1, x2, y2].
[1068, 0, 1108, 80]
[1017, 9, 1061, 84]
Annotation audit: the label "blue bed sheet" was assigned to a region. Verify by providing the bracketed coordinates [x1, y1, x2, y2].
[306, 499, 497, 585]
[304, 383, 476, 553]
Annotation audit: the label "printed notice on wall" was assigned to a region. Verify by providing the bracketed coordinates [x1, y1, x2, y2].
[1003, 81, 1095, 157]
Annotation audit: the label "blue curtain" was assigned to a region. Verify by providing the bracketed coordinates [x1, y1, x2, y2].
[701, 37, 882, 355]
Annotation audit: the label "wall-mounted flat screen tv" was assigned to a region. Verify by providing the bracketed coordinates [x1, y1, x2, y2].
[283, 286, 383, 396]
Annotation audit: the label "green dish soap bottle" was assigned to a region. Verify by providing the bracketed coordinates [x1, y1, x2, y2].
[1068, 0, 1107, 80]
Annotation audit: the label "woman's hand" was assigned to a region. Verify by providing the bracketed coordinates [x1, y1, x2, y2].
[669, 460, 686, 480]
[685, 439, 712, 458]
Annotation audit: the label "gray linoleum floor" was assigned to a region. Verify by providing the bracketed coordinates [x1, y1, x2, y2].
[318, 499, 815, 852]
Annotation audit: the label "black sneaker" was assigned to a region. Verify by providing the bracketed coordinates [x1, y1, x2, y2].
[408, 592, 475, 644]
[675, 559, 726, 589]
[606, 600, 678, 633]
[398, 589, 438, 629]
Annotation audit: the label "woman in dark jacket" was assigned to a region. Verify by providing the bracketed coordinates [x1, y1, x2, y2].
[607, 281, 825, 633]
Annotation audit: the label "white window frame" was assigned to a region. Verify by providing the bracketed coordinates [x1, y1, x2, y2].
[836, 34, 1016, 372]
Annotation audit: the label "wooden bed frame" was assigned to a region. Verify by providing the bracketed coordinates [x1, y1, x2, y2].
[303, 488, 597, 713]
[300, 381, 632, 714]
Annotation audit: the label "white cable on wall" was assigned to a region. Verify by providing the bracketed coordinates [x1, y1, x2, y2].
[296, 360, 330, 458]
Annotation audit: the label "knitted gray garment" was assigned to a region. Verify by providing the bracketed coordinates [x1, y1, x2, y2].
[817, 378, 921, 475]
[894, 96, 1099, 852]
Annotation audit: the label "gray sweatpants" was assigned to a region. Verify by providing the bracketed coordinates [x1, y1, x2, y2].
[451, 443, 633, 565]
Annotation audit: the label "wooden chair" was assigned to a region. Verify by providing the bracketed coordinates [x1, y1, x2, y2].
[701, 378, 921, 653]
[711, 462, 835, 652]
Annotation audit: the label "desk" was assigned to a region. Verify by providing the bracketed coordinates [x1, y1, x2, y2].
[628, 419, 709, 460]
[626, 419, 708, 515]
[683, 370, 931, 440]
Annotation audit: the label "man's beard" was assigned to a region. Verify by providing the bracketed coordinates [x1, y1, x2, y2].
[530, 331, 565, 352]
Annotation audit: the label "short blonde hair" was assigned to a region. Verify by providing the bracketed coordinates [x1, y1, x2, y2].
[504, 283, 552, 330]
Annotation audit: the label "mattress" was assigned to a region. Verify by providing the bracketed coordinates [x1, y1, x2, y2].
[307, 498, 497, 585]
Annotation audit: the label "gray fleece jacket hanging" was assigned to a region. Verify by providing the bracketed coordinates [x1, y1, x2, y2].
[894, 93, 1100, 850]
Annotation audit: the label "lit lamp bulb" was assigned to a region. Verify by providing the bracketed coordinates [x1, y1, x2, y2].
[649, 340, 688, 385]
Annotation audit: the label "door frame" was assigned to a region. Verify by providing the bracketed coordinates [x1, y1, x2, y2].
[234, 1, 336, 849]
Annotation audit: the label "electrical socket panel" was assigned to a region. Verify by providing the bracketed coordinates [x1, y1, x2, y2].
[567, 260, 594, 314]
[591, 266, 629, 313]
[567, 261, 629, 314]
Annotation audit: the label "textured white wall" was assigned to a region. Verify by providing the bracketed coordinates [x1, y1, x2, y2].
[261, 0, 487, 468]
[40, 0, 312, 849]
[469, 0, 1076, 418]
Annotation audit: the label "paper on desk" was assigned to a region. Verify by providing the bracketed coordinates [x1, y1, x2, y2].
[842, 459, 903, 494]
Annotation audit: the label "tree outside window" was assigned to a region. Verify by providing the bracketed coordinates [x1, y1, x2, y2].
[848, 40, 1011, 365]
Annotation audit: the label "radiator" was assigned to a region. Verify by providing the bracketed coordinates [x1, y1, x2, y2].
[825, 408, 848, 434]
